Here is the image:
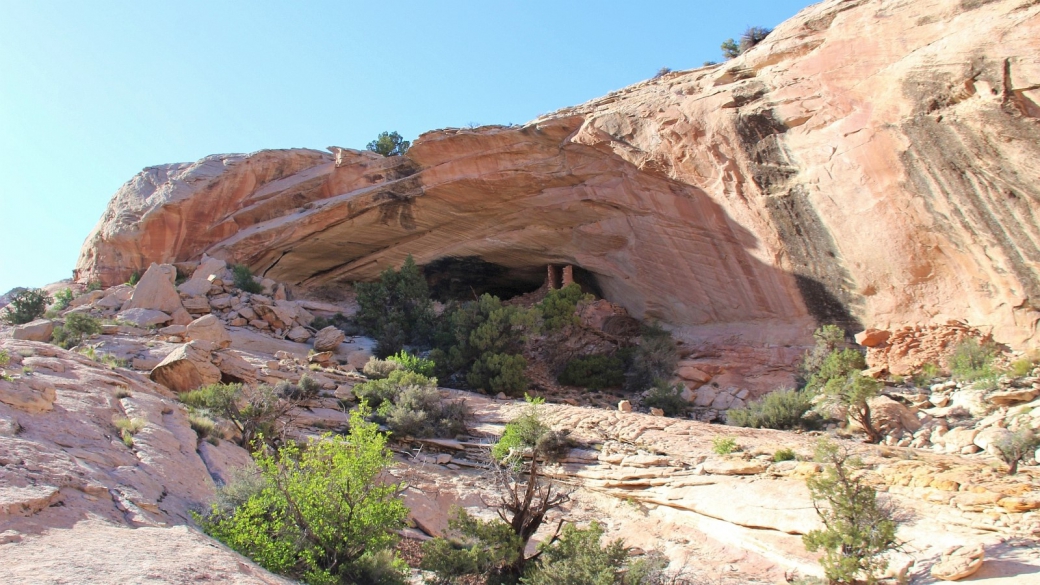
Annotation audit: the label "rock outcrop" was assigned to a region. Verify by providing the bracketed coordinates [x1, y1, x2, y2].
[75, 0, 1040, 365]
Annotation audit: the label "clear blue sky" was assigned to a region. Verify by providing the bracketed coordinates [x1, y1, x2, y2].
[0, 0, 813, 294]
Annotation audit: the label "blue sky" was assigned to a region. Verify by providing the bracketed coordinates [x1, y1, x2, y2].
[0, 0, 813, 294]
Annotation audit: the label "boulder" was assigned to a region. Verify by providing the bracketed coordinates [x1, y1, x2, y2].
[988, 388, 1039, 406]
[149, 343, 222, 393]
[181, 296, 211, 314]
[312, 326, 345, 352]
[122, 263, 184, 314]
[117, 308, 172, 328]
[855, 328, 891, 347]
[931, 544, 984, 581]
[159, 324, 187, 336]
[618, 400, 633, 413]
[254, 303, 295, 330]
[11, 319, 54, 342]
[95, 285, 134, 309]
[185, 314, 232, 349]
[177, 255, 227, 297]
[866, 395, 922, 436]
[286, 326, 312, 343]
[940, 427, 979, 454]
[973, 426, 1011, 455]
[677, 366, 712, 384]
[210, 349, 259, 384]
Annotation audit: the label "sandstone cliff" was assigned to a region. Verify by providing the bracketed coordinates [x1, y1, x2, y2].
[76, 0, 1040, 354]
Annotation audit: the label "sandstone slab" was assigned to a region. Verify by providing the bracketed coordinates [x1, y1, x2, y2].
[11, 319, 54, 342]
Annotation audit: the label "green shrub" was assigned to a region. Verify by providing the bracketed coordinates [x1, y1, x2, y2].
[179, 383, 294, 448]
[911, 362, 941, 387]
[643, 380, 688, 417]
[435, 293, 541, 395]
[127, 271, 141, 287]
[993, 428, 1040, 475]
[421, 507, 523, 582]
[773, 448, 797, 462]
[189, 413, 219, 442]
[52, 288, 74, 311]
[274, 375, 321, 401]
[197, 408, 409, 585]
[803, 325, 846, 377]
[355, 255, 435, 357]
[948, 338, 999, 381]
[720, 26, 771, 60]
[712, 436, 737, 455]
[624, 323, 678, 392]
[805, 348, 866, 395]
[803, 439, 897, 584]
[366, 131, 410, 157]
[52, 312, 103, 348]
[232, 264, 263, 294]
[537, 283, 591, 331]
[558, 354, 625, 390]
[819, 373, 883, 443]
[86, 280, 103, 292]
[2, 288, 50, 325]
[353, 369, 467, 438]
[362, 357, 403, 379]
[0, 350, 9, 381]
[386, 350, 436, 377]
[491, 398, 571, 464]
[1009, 358, 1035, 378]
[113, 416, 145, 448]
[727, 387, 816, 430]
[522, 522, 628, 585]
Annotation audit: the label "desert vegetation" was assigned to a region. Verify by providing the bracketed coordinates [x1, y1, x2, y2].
[367, 131, 410, 157]
[2, 288, 50, 325]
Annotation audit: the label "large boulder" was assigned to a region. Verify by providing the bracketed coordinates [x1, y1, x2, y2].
[11, 319, 54, 342]
[149, 342, 222, 393]
[185, 314, 232, 349]
[313, 326, 345, 352]
[123, 263, 184, 315]
[210, 349, 259, 385]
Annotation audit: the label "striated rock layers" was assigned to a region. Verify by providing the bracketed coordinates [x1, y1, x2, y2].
[77, 0, 1040, 354]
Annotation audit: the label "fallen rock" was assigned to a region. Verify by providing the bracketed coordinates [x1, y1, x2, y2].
[11, 319, 54, 342]
[677, 366, 712, 384]
[149, 342, 222, 392]
[618, 400, 632, 413]
[286, 326, 312, 343]
[117, 308, 171, 328]
[95, 285, 133, 309]
[122, 263, 184, 314]
[177, 255, 227, 297]
[185, 314, 232, 349]
[312, 326, 345, 352]
[989, 388, 1039, 406]
[931, 544, 984, 581]
[855, 328, 891, 347]
[211, 349, 259, 385]
[159, 324, 187, 336]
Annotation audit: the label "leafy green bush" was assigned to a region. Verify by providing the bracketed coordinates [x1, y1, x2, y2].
[537, 283, 591, 331]
[274, 375, 321, 401]
[434, 293, 541, 395]
[712, 436, 737, 455]
[993, 428, 1040, 475]
[803, 439, 897, 584]
[421, 507, 523, 582]
[197, 408, 409, 585]
[386, 350, 436, 377]
[491, 397, 571, 464]
[624, 323, 678, 392]
[911, 362, 941, 387]
[819, 373, 883, 443]
[52, 312, 103, 348]
[367, 131, 410, 157]
[948, 338, 999, 381]
[803, 325, 846, 377]
[232, 264, 263, 294]
[355, 255, 435, 357]
[720, 26, 771, 59]
[52, 288, 74, 311]
[179, 383, 295, 448]
[2, 288, 50, 325]
[643, 380, 688, 417]
[1009, 358, 1035, 378]
[558, 354, 625, 390]
[727, 387, 816, 430]
[189, 413, 219, 443]
[805, 348, 867, 395]
[773, 448, 797, 462]
[353, 369, 467, 438]
[127, 271, 141, 286]
[522, 522, 628, 585]
[362, 357, 403, 379]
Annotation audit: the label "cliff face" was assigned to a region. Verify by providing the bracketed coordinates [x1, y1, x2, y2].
[76, 0, 1040, 348]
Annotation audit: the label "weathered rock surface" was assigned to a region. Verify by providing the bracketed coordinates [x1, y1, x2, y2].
[931, 544, 985, 581]
[149, 342, 222, 392]
[122, 263, 184, 315]
[185, 314, 232, 349]
[312, 325, 345, 352]
[11, 319, 54, 342]
[75, 0, 1040, 375]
